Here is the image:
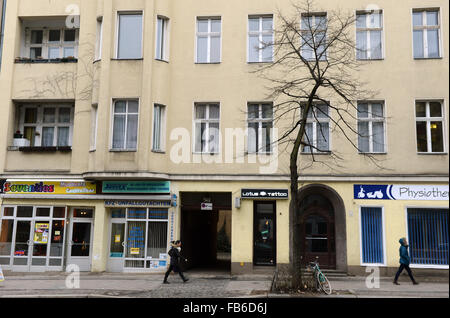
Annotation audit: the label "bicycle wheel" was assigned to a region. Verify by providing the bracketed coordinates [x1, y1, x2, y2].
[317, 272, 332, 295]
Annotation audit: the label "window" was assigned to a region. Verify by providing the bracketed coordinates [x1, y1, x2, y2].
[248, 15, 273, 63]
[95, 17, 103, 61]
[407, 208, 448, 266]
[0, 0, 5, 70]
[356, 10, 383, 60]
[19, 104, 74, 147]
[247, 103, 273, 153]
[156, 16, 169, 61]
[117, 12, 143, 59]
[300, 13, 327, 61]
[90, 104, 98, 151]
[413, 9, 441, 58]
[194, 103, 220, 153]
[196, 17, 221, 63]
[360, 207, 384, 265]
[302, 104, 330, 153]
[357, 102, 386, 153]
[26, 28, 79, 59]
[112, 100, 139, 150]
[415, 100, 445, 153]
[152, 104, 166, 152]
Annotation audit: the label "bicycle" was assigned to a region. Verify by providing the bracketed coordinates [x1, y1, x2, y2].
[308, 259, 332, 295]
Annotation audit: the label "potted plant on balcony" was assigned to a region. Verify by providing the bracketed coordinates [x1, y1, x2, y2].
[12, 131, 30, 147]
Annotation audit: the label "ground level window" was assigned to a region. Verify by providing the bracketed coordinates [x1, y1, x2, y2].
[407, 208, 448, 266]
[360, 207, 384, 264]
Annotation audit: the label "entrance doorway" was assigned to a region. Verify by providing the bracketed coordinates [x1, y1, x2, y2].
[253, 201, 276, 266]
[67, 208, 94, 272]
[300, 194, 336, 269]
[180, 192, 232, 272]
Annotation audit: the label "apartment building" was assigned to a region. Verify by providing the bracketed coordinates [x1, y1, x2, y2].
[0, 0, 448, 276]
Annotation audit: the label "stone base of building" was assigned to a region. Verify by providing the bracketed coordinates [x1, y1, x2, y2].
[347, 265, 449, 281]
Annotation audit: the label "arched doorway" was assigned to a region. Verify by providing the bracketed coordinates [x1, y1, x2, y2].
[300, 194, 335, 269]
[297, 184, 347, 271]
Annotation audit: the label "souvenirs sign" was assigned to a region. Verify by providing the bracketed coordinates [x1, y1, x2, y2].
[2, 181, 96, 195]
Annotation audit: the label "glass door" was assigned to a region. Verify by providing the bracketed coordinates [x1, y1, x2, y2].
[108, 222, 126, 272]
[253, 201, 276, 266]
[67, 208, 94, 272]
[13, 220, 32, 271]
[30, 220, 50, 271]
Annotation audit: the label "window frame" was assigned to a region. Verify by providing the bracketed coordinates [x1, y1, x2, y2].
[110, 99, 140, 151]
[301, 103, 331, 154]
[195, 17, 222, 64]
[247, 15, 274, 63]
[355, 10, 384, 60]
[414, 100, 446, 154]
[357, 101, 387, 154]
[25, 27, 79, 60]
[18, 104, 74, 147]
[411, 8, 442, 59]
[193, 103, 221, 154]
[155, 16, 169, 61]
[115, 11, 144, 60]
[247, 102, 274, 154]
[152, 104, 166, 152]
[300, 13, 328, 62]
[359, 205, 387, 267]
[94, 17, 103, 61]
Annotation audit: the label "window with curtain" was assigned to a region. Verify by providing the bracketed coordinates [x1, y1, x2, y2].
[360, 207, 384, 264]
[196, 17, 221, 63]
[248, 15, 273, 63]
[156, 16, 169, 61]
[152, 104, 166, 151]
[247, 103, 273, 153]
[117, 12, 143, 59]
[194, 103, 220, 153]
[415, 100, 445, 153]
[413, 9, 441, 59]
[112, 100, 139, 150]
[19, 104, 73, 147]
[300, 13, 327, 61]
[25, 27, 79, 60]
[301, 103, 330, 153]
[357, 102, 386, 153]
[356, 10, 383, 60]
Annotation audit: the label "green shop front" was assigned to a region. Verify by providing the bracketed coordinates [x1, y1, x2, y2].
[102, 181, 176, 273]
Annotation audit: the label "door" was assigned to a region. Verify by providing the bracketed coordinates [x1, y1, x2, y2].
[108, 221, 126, 272]
[302, 207, 336, 269]
[67, 208, 94, 272]
[253, 201, 276, 266]
[12, 220, 32, 271]
[30, 220, 50, 271]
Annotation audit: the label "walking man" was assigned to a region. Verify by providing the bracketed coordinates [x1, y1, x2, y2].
[163, 240, 189, 284]
[393, 238, 419, 285]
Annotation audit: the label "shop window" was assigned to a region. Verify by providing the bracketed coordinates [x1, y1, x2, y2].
[360, 207, 384, 264]
[17, 206, 33, 218]
[2, 207, 14, 217]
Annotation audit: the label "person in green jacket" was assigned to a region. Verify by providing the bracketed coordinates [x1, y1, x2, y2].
[393, 238, 419, 285]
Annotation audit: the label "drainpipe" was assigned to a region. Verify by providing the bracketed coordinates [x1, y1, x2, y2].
[0, 0, 6, 71]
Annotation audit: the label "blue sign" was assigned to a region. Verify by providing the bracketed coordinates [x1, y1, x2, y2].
[354, 184, 392, 200]
[354, 184, 449, 201]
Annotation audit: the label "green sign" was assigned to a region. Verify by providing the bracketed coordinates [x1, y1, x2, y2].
[102, 181, 170, 194]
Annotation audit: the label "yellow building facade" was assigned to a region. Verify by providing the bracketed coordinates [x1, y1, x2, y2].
[0, 0, 448, 276]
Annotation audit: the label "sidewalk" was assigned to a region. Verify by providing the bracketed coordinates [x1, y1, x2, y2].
[0, 271, 447, 298]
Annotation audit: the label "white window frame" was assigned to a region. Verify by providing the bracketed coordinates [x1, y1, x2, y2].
[195, 17, 222, 63]
[247, 102, 273, 153]
[301, 104, 331, 153]
[300, 13, 328, 61]
[95, 17, 103, 61]
[359, 205, 387, 267]
[18, 104, 74, 147]
[115, 11, 144, 59]
[110, 99, 140, 151]
[412, 8, 442, 59]
[90, 104, 98, 151]
[152, 104, 166, 152]
[247, 15, 274, 63]
[25, 28, 79, 59]
[193, 103, 221, 154]
[155, 16, 169, 61]
[355, 10, 384, 60]
[357, 101, 386, 154]
[414, 100, 446, 154]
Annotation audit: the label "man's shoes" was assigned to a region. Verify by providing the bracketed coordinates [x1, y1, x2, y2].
[393, 281, 400, 285]
[413, 281, 419, 285]
[163, 281, 170, 284]
[183, 278, 189, 283]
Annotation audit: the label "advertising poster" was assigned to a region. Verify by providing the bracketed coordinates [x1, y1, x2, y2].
[0, 265, 4, 282]
[34, 223, 49, 244]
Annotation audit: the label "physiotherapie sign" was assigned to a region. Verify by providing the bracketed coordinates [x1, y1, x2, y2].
[2, 181, 96, 195]
[354, 184, 449, 201]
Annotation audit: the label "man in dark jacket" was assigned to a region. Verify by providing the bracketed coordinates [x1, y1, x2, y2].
[393, 238, 419, 285]
[163, 240, 189, 284]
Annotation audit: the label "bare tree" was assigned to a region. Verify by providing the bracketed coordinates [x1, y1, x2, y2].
[254, 0, 380, 289]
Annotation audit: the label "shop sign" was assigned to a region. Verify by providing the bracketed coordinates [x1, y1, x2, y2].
[241, 189, 289, 199]
[354, 184, 449, 201]
[104, 200, 171, 208]
[201, 202, 213, 210]
[2, 181, 96, 195]
[102, 181, 170, 194]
